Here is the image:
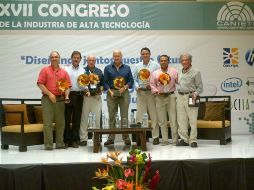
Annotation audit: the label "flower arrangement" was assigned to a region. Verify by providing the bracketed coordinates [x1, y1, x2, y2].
[92, 149, 160, 190]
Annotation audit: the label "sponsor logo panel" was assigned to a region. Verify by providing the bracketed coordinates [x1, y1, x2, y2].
[245, 49, 254, 67]
[221, 77, 242, 92]
[223, 48, 239, 68]
[217, 1, 254, 30]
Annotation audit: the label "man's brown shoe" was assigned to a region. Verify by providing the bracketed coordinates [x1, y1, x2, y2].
[176, 140, 189, 146]
[80, 141, 87, 146]
[104, 140, 114, 146]
[153, 138, 159, 145]
[124, 139, 131, 146]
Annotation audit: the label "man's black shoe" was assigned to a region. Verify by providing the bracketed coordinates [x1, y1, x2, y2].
[153, 138, 159, 145]
[72, 142, 79, 148]
[65, 142, 72, 147]
[104, 140, 114, 146]
[56, 144, 68, 149]
[124, 139, 131, 146]
[176, 140, 189, 146]
[80, 141, 87, 146]
[190, 142, 198, 148]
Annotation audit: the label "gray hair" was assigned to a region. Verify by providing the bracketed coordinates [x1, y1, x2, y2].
[49, 51, 60, 58]
[180, 53, 192, 62]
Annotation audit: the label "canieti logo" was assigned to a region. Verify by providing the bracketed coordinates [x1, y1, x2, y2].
[217, 1, 254, 30]
[223, 48, 239, 67]
[221, 77, 242, 92]
[245, 49, 254, 66]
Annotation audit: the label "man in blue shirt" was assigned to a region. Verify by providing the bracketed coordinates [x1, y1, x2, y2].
[104, 50, 134, 146]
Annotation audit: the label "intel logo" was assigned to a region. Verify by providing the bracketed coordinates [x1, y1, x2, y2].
[221, 77, 242, 92]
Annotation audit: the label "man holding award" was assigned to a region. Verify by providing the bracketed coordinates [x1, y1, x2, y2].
[103, 50, 134, 146]
[177, 53, 203, 148]
[63, 51, 84, 148]
[79, 54, 104, 146]
[150, 55, 178, 146]
[37, 51, 71, 150]
[133, 47, 160, 145]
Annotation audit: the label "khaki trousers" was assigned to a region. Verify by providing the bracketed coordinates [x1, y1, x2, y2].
[80, 95, 102, 141]
[136, 90, 159, 139]
[176, 94, 198, 144]
[107, 90, 130, 141]
[155, 94, 178, 143]
[42, 95, 65, 148]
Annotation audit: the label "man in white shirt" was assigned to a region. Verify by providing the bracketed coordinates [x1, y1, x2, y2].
[64, 51, 85, 148]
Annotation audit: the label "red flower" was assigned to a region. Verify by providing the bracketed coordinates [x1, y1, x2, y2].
[143, 153, 151, 183]
[116, 179, 127, 189]
[149, 170, 160, 190]
[124, 168, 135, 178]
[129, 154, 136, 164]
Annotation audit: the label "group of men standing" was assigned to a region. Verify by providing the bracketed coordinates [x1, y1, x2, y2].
[37, 47, 203, 150]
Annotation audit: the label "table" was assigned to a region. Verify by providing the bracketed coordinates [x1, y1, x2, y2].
[87, 127, 152, 153]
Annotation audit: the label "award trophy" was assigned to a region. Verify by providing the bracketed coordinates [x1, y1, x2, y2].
[158, 73, 171, 95]
[57, 80, 69, 92]
[77, 74, 90, 88]
[89, 73, 100, 95]
[188, 94, 200, 107]
[113, 76, 125, 97]
[138, 69, 150, 90]
[56, 79, 69, 102]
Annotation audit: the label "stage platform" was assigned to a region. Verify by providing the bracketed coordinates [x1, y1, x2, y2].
[0, 135, 254, 190]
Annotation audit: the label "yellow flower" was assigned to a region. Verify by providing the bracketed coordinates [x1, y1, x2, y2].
[92, 149, 160, 190]
[102, 185, 116, 190]
[115, 157, 122, 165]
[101, 157, 108, 164]
[107, 151, 121, 161]
[95, 168, 109, 177]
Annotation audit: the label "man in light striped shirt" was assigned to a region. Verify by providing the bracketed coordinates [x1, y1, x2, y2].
[133, 47, 160, 145]
[150, 55, 178, 146]
[176, 53, 203, 148]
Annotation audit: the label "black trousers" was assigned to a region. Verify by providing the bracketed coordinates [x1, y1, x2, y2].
[64, 92, 83, 143]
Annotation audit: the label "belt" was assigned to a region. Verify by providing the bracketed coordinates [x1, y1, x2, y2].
[55, 95, 64, 98]
[178, 91, 193, 95]
[70, 91, 84, 95]
[158, 91, 175, 96]
[139, 88, 150, 91]
[90, 93, 99, 96]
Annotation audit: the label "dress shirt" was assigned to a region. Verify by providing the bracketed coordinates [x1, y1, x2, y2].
[104, 63, 134, 90]
[150, 67, 178, 94]
[37, 65, 71, 96]
[64, 64, 85, 91]
[178, 67, 203, 95]
[133, 60, 160, 88]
